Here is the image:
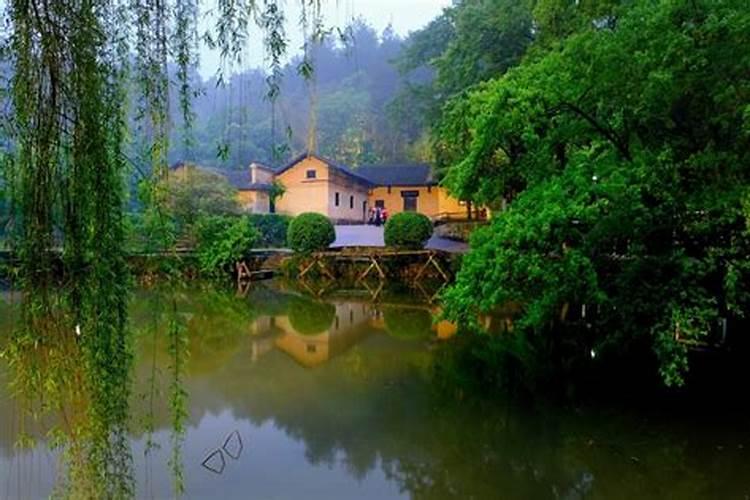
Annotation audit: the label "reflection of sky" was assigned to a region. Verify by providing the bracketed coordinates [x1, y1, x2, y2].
[0, 446, 59, 499]
[133, 412, 405, 500]
[0, 412, 405, 500]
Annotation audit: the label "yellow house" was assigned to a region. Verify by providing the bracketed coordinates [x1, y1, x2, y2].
[232, 162, 276, 213]
[273, 154, 372, 223]
[270, 154, 474, 223]
[357, 164, 466, 220]
[172, 154, 480, 223]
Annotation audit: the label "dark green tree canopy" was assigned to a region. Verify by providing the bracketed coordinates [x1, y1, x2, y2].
[439, 0, 750, 386]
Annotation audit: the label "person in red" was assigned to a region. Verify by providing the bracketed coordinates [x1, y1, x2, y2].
[381, 207, 389, 224]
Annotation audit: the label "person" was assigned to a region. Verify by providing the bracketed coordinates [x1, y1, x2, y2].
[374, 207, 382, 226]
[382, 208, 389, 224]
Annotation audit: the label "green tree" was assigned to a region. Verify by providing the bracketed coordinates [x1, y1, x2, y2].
[161, 165, 239, 233]
[390, 0, 534, 155]
[440, 0, 750, 386]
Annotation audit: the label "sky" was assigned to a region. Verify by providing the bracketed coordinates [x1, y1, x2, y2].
[198, 0, 453, 78]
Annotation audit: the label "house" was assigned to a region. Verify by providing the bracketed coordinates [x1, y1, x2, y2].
[273, 154, 372, 223]
[265, 154, 471, 223]
[171, 153, 478, 224]
[234, 162, 276, 213]
[357, 163, 466, 221]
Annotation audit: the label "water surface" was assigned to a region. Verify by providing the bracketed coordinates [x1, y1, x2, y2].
[1, 282, 749, 499]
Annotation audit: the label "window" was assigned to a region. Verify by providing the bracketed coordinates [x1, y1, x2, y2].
[427, 185, 432, 193]
[350, 195, 354, 209]
[307, 344, 317, 353]
[306, 169, 316, 179]
[375, 200, 385, 209]
[335, 192, 340, 206]
[387, 186, 392, 194]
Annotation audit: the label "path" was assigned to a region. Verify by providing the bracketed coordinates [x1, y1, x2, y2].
[333, 225, 469, 253]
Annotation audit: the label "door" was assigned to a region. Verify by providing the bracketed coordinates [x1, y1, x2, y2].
[401, 190, 419, 212]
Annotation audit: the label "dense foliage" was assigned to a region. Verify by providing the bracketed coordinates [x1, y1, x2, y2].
[436, 0, 750, 386]
[390, 0, 534, 157]
[194, 215, 260, 275]
[246, 214, 292, 248]
[384, 212, 433, 249]
[160, 165, 239, 231]
[287, 212, 336, 254]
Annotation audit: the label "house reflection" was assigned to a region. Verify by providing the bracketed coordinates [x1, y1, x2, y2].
[247, 293, 459, 368]
[249, 300, 375, 367]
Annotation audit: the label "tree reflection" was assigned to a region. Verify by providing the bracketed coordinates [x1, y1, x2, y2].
[3, 295, 134, 498]
[3, 282, 742, 499]
[288, 296, 336, 336]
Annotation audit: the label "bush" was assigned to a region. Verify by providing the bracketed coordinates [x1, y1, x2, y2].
[287, 213, 336, 254]
[124, 209, 177, 254]
[384, 212, 433, 249]
[246, 214, 292, 248]
[194, 215, 259, 275]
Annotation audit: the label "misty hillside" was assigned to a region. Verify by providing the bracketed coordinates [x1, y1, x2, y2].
[165, 19, 424, 171]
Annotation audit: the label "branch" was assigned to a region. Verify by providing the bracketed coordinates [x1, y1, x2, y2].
[558, 101, 632, 161]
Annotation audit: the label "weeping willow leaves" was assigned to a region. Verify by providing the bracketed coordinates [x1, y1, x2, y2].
[260, 0, 288, 158]
[133, 0, 171, 179]
[2, 0, 329, 497]
[174, 0, 200, 159]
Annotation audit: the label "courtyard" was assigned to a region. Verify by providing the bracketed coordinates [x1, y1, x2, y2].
[332, 224, 468, 253]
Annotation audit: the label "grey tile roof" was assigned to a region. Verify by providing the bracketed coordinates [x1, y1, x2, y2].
[171, 156, 440, 191]
[356, 164, 436, 187]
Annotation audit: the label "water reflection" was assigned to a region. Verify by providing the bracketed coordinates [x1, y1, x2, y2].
[2, 280, 750, 499]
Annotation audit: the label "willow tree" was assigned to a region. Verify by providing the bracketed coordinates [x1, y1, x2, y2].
[1, 0, 324, 496]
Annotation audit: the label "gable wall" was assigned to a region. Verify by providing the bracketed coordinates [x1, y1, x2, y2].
[275, 156, 369, 222]
[275, 157, 331, 217]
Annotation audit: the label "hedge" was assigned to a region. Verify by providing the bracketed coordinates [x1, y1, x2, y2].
[384, 212, 433, 249]
[246, 213, 292, 248]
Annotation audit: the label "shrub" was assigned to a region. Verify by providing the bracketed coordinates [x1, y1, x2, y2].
[246, 213, 292, 247]
[287, 212, 336, 254]
[194, 215, 259, 275]
[384, 212, 433, 249]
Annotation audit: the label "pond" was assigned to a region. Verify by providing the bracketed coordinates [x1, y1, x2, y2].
[1, 281, 749, 499]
